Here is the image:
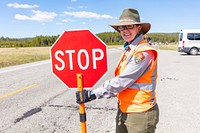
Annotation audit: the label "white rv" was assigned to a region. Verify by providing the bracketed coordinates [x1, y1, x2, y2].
[178, 29, 200, 55]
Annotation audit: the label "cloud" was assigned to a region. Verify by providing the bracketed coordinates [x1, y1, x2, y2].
[66, 6, 87, 10]
[7, 2, 39, 9]
[63, 11, 113, 19]
[56, 22, 63, 25]
[67, 6, 75, 10]
[15, 10, 57, 23]
[62, 18, 74, 23]
[78, 6, 87, 9]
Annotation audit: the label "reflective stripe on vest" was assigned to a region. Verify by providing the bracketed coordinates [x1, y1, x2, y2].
[116, 41, 158, 113]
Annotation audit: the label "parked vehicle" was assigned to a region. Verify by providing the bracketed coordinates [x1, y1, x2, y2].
[178, 29, 200, 55]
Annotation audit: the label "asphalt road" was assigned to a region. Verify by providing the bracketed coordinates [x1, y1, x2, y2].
[0, 48, 200, 133]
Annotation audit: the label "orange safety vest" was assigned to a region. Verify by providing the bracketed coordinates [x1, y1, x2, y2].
[115, 40, 158, 113]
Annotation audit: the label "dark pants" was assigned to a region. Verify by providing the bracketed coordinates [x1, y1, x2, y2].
[116, 104, 159, 133]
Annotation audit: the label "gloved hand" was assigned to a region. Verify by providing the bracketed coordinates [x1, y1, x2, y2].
[76, 90, 96, 104]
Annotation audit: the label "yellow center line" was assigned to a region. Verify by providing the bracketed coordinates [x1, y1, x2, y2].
[0, 84, 37, 100]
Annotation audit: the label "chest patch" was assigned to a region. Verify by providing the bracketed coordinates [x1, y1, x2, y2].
[135, 52, 145, 63]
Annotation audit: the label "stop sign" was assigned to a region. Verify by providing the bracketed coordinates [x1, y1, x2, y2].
[51, 29, 108, 89]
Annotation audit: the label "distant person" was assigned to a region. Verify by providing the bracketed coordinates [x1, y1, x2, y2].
[76, 8, 159, 133]
[144, 34, 152, 45]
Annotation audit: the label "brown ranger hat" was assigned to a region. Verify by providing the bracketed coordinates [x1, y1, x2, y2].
[109, 8, 151, 34]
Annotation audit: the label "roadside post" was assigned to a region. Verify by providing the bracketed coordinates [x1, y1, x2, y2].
[50, 29, 108, 133]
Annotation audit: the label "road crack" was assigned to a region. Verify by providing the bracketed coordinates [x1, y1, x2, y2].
[14, 107, 42, 123]
[48, 104, 117, 111]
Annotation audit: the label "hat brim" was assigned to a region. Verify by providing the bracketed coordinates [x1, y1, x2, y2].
[109, 22, 151, 34]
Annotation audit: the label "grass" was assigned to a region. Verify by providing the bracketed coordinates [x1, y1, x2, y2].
[0, 47, 50, 68]
[0, 44, 178, 68]
[156, 43, 178, 51]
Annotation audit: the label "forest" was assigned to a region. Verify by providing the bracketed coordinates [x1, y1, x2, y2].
[0, 32, 179, 48]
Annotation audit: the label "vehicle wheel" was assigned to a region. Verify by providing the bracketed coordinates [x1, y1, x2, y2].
[189, 48, 198, 55]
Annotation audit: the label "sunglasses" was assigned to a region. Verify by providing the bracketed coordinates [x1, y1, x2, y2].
[117, 25, 135, 31]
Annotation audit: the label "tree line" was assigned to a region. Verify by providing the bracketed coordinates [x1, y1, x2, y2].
[0, 32, 179, 48]
[0, 35, 59, 48]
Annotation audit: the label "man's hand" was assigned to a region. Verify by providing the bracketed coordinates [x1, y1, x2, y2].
[76, 90, 96, 104]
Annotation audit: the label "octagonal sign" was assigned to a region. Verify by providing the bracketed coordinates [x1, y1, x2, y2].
[51, 29, 108, 89]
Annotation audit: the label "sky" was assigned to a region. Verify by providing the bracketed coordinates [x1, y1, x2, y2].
[1, 0, 200, 38]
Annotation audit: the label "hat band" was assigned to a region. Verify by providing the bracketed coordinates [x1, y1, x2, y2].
[119, 19, 140, 22]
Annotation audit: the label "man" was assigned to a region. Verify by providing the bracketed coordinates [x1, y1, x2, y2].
[76, 8, 159, 133]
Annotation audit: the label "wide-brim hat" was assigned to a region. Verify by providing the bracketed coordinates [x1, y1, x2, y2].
[109, 8, 151, 34]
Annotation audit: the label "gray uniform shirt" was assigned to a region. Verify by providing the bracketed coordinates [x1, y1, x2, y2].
[93, 35, 155, 99]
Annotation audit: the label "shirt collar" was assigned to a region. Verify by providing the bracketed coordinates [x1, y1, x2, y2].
[123, 34, 143, 50]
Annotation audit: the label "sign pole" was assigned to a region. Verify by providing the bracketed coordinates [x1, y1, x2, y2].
[77, 74, 87, 133]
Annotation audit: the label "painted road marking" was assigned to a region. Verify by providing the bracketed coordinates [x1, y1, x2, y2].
[0, 60, 50, 74]
[0, 84, 37, 100]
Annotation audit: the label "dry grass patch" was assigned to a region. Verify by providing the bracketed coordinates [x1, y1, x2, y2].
[0, 47, 50, 68]
[157, 44, 178, 51]
[0, 44, 179, 68]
